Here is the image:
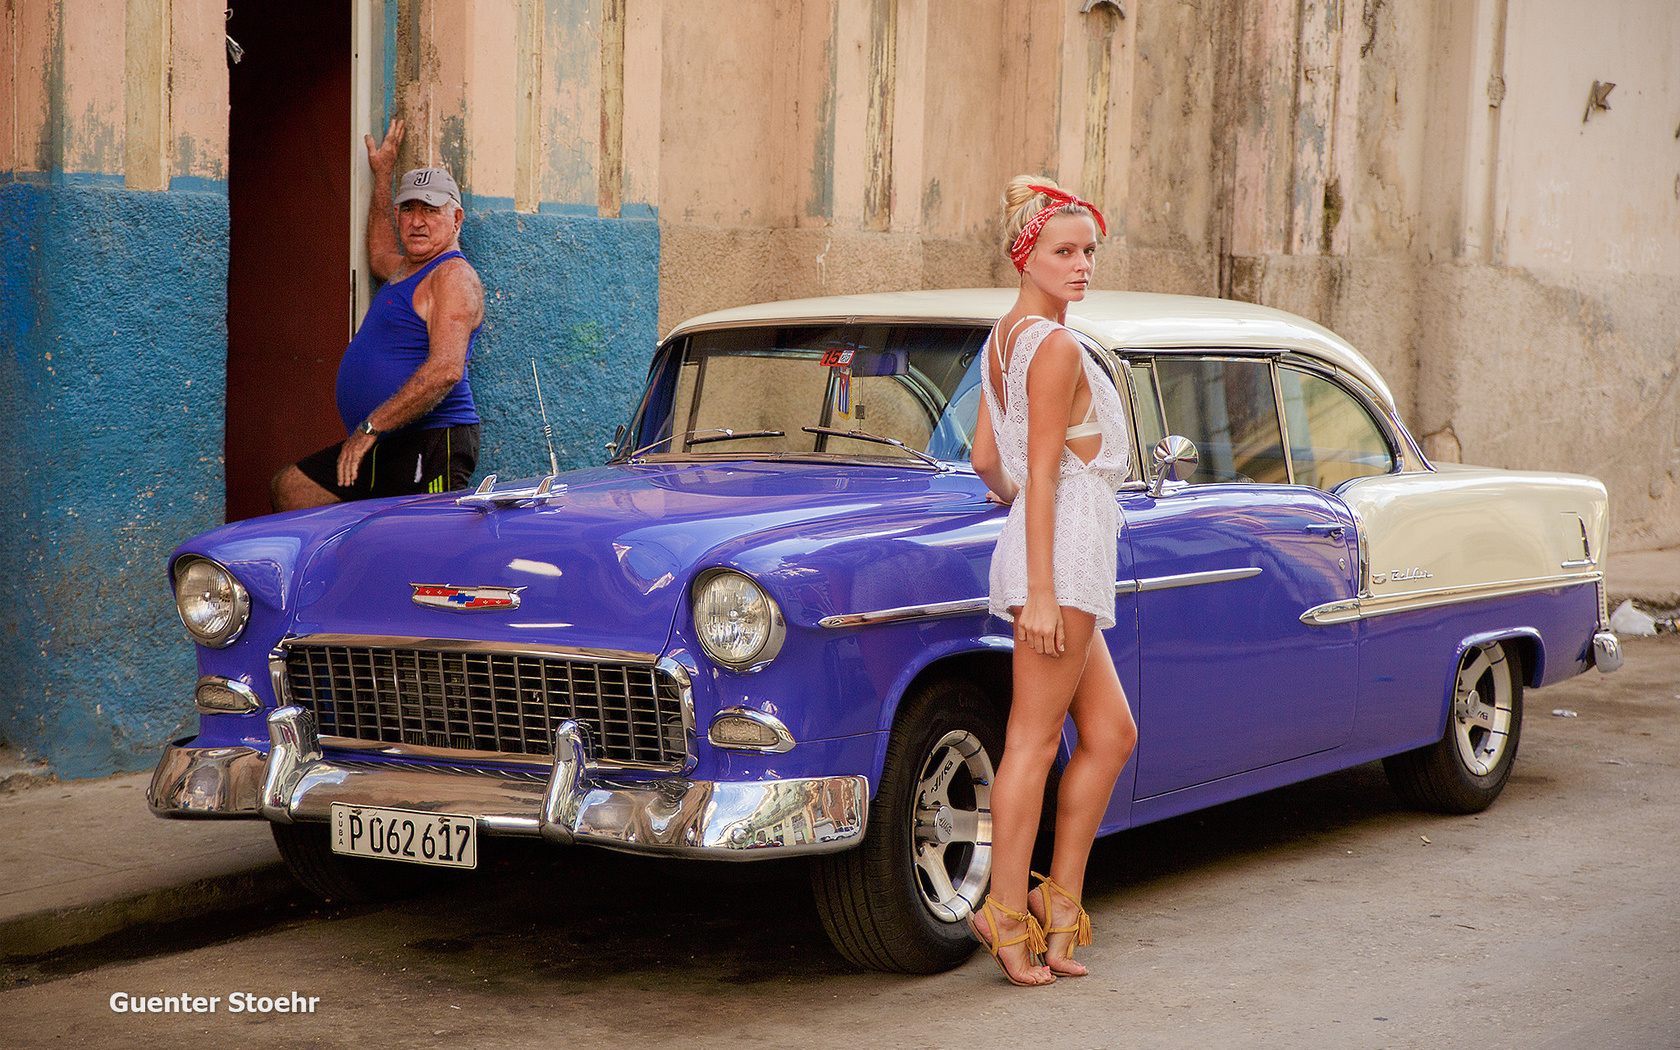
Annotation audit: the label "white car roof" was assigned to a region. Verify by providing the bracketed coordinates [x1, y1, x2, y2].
[665, 288, 1396, 411]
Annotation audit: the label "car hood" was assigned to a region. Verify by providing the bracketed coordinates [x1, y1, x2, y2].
[280, 461, 997, 654]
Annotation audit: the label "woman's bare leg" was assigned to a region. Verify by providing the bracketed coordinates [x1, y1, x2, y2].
[1034, 632, 1135, 973]
[984, 606, 1104, 983]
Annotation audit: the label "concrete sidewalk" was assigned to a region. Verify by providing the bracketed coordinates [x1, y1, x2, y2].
[2, 545, 1676, 967]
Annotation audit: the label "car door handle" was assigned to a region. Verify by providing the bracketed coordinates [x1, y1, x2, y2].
[1303, 523, 1345, 540]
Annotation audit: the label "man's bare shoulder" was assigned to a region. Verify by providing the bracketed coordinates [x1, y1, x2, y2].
[420, 254, 485, 303]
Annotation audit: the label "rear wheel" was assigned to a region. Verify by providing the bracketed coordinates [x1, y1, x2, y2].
[1384, 640, 1524, 814]
[810, 678, 1003, 973]
[270, 821, 438, 903]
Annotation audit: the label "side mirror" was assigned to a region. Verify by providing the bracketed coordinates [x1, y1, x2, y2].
[1149, 435, 1199, 497]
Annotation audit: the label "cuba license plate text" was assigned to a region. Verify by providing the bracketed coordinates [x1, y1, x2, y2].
[330, 803, 477, 869]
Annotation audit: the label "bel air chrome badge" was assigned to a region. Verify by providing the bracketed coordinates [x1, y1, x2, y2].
[411, 584, 525, 611]
[1371, 567, 1433, 586]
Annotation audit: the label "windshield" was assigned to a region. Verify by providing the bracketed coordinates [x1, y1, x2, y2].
[622, 323, 992, 465]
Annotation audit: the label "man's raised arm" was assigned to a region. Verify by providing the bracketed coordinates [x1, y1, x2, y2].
[364, 118, 405, 281]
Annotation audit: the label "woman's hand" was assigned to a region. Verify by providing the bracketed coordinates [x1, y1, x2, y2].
[1015, 591, 1065, 656]
[986, 477, 1020, 505]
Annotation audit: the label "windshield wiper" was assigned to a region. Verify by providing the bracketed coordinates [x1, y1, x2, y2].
[687, 428, 785, 446]
[624, 428, 787, 462]
[801, 426, 946, 470]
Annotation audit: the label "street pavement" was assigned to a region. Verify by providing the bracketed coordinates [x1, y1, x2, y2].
[1, 545, 1675, 968]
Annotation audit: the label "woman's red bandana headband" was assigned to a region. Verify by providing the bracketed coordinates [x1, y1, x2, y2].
[1008, 185, 1108, 272]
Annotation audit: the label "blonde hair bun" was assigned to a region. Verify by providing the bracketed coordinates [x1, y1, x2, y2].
[1002, 175, 1086, 252]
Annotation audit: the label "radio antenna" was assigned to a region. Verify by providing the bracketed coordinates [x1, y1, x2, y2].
[532, 358, 560, 477]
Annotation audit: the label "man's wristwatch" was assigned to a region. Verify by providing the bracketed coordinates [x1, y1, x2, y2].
[357, 419, 382, 437]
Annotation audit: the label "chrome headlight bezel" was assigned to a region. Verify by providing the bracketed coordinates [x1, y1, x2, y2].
[691, 568, 786, 672]
[172, 556, 251, 649]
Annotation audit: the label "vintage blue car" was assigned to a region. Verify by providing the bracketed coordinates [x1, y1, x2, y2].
[151, 289, 1622, 973]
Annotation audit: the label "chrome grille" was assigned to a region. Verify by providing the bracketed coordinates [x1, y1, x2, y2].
[281, 643, 688, 770]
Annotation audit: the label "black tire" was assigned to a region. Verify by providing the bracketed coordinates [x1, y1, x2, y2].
[270, 821, 438, 903]
[810, 678, 1004, 973]
[1384, 640, 1524, 814]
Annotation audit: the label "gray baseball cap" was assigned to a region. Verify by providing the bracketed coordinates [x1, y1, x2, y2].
[394, 167, 462, 208]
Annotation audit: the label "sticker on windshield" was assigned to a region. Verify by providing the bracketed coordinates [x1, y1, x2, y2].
[820, 348, 854, 367]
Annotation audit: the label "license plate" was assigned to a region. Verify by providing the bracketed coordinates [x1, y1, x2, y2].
[330, 803, 477, 869]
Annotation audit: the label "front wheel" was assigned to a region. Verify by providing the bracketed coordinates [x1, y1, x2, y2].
[1384, 640, 1524, 814]
[810, 678, 1003, 973]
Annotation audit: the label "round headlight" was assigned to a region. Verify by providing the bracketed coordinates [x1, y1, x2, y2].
[692, 569, 786, 670]
[173, 556, 251, 648]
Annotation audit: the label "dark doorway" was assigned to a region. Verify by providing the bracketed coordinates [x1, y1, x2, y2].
[225, 3, 352, 522]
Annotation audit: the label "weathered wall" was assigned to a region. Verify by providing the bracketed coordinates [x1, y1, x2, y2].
[649, 0, 1679, 551]
[381, 0, 661, 479]
[0, 1, 231, 776]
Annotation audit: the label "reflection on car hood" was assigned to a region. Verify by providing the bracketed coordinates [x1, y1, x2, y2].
[282, 461, 996, 653]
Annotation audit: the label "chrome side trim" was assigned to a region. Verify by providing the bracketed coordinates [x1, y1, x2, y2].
[819, 567, 1263, 628]
[819, 596, 990, 629]
[157, 707, 870, 858]
[1301, 571, 1603, 626]
[1135, 566, 1263, 592]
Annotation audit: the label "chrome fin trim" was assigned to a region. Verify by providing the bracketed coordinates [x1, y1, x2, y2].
[1301, 571, 1603, 626]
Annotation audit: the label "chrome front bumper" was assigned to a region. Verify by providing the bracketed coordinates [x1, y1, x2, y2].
[148, 706, 869, 859]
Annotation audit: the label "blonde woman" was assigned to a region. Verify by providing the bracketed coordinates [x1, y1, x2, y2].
[968, 176, 1138, 986]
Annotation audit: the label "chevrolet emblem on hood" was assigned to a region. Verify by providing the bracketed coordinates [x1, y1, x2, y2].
[411, 584, 525, 611]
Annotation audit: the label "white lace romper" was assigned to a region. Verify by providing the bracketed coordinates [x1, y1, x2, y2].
[983, 317, 1132, 630]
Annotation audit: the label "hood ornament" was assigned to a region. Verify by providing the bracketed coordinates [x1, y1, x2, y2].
[411, 584, 526, 611]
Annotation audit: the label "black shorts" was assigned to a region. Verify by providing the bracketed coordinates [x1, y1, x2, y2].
[294, 424, 480, 502]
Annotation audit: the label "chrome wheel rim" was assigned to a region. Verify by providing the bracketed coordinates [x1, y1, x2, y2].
[1452, 644, 1515, 777]
[911, 729, 994, 923]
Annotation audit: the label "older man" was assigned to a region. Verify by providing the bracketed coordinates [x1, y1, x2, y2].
[270, 119, 485, 511]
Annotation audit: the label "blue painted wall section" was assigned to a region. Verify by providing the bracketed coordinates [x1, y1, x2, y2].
[0, 182, 229, 778]
[463, 210, 660, 479]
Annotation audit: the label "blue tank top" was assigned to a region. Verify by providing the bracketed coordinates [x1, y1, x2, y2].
[336, 250, 480, 434]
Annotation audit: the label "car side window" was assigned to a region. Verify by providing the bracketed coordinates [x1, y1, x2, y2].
[1129, 362, 1166, 454]
[1277, 365, 1397, 490]
[1153, 357, 1288, 484]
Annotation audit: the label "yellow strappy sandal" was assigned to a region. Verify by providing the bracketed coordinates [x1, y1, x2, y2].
[969, 895, 1054, 987]
[1031, 871, 1093, 976]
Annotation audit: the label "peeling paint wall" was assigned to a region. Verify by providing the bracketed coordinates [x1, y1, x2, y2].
[375, 0, 663, 488]
[1, 1, 229, 777]
[650, 0, 1678, 551]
